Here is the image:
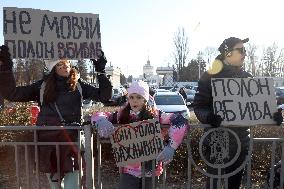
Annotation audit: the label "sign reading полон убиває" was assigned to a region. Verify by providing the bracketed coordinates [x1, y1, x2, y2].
[212, 78, 278, 126]
[110, 119, 164, 167]
[3, 7, 101, 59]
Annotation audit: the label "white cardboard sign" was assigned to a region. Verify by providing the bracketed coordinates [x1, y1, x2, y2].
[3, 7, 101, 59]
[211, 78, 277, 126]
[110, 118, 164, 167]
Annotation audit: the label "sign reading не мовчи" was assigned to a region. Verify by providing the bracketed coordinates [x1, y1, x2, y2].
[110, 118, 164, 167]
[3, 7, 101, 59]
[211, 78, 277, 126]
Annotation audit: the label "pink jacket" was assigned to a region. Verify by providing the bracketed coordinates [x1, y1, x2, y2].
[91, 107, 189, 178]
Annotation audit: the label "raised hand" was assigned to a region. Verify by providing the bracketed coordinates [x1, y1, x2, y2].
[90, 50, 107, 73]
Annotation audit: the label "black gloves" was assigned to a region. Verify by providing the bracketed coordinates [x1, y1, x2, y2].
[0, 45, 13, 71]
[207, 113, 223, 128]
[90, 50, 107, 73]
[273, 108, 283, 126]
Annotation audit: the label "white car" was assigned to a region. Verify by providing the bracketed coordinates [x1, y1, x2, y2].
[154, 91, 190, 116]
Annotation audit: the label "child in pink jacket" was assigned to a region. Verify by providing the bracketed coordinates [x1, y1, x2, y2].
[92, 81, 189, 189]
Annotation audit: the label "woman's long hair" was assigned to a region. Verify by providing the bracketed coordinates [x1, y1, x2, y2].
[43, 61, 79, 104]
[118, 101, 156, 124]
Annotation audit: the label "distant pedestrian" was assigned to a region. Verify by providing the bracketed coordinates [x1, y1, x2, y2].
[179, 87, 187, 101]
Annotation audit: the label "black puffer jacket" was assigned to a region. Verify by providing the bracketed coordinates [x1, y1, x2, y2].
[193, 63, 252, 152]
[0, 67, 112, 175]
[0, 73, 111, 123]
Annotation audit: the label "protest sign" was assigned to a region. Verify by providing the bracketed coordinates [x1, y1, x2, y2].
[211, 78, 277, 126]
[110, 118, 164, 167]
[3, 7, 101, 59]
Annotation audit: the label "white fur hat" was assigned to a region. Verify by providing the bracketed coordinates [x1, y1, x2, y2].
[44, 60, 60, 72]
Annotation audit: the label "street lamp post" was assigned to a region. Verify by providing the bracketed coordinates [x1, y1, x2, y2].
[92, 63, 95, 83]
[198, 59, 201, 79]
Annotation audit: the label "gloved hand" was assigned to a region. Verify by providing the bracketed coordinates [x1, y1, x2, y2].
[94, 118, 114, 138]
[207, 113, 223, 128]
[90, 50, 107, 73]
[156, 146, 175, 164]
[170, 113, 188, 128]
[273, 108, 283, 126]
[0, 45, 13, 71]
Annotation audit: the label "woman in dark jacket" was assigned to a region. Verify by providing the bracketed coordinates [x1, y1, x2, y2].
[0, 45, 112, 188]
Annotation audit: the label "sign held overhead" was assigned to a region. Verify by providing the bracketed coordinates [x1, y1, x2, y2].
[3, 7, 101, 59]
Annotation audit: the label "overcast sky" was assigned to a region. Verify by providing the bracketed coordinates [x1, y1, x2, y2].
[1, 0, 284, 77]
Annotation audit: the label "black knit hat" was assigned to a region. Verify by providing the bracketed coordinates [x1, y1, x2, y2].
[218, 37, 249, 54]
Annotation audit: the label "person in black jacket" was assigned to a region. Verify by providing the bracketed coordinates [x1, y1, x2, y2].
[0, 45, 112, 189]
[192, 37, 283, 189]
[179, 87, 187, 101]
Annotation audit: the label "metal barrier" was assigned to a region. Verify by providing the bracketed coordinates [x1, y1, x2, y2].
[97, 124, 284, 189]
[0, 124, 284, 188]
[0, 125, 94, 189]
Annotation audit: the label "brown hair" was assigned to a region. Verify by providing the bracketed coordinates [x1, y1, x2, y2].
[43, 60, 79, 104]
[118, 102, 156, 124]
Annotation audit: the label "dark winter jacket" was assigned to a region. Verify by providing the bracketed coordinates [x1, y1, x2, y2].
[192, 63, 252, 153]
[179, 89, 187, 102]
[0, 68, 112, 175]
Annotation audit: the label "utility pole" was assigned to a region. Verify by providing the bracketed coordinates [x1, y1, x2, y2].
[92, 62, 95, 84]
[198, 60, 201, 79]
[198, 51, 202, 79]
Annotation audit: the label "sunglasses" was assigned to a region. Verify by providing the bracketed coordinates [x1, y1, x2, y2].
[233, 47, 246, 54]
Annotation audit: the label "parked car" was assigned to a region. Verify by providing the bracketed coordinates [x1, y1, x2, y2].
[82, 99, 93, 109]
[154, 89, 170, 93]
[154, 91, 189, 116]
[276, 87, 284, 105]
[110, 87, 127, 106]
[158, 86, 173, 90]
[186, 90, 196, 106]
[184, 85, 198, 91]
[170, 86, 179, 92]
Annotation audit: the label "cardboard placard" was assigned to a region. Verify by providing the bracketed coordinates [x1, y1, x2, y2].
[211, 78, 277, 126]
[110, 118, 164, 167]
[3, 7, 101, 59]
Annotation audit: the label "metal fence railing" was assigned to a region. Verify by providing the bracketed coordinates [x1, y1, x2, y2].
[96, 124, 284, 189]
[0, 124, 284, 189]
[0, 125, 94, 189]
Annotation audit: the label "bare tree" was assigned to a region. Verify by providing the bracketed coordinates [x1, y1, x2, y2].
[76, 59, 89, 80]
[244, 43, 257, 76]
[14, 59, 25, 86]
[201, 47, 218, 68]
[172, 27, 190, 80]
[261, 43, 284, 77]
[27, 59, 45, 83]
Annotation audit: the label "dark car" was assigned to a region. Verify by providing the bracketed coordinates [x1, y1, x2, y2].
[110, 88, 127, 106]
[185, 90, 196, 106]
[184, 85, 198, 91]
[276, 87, 284, 105]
